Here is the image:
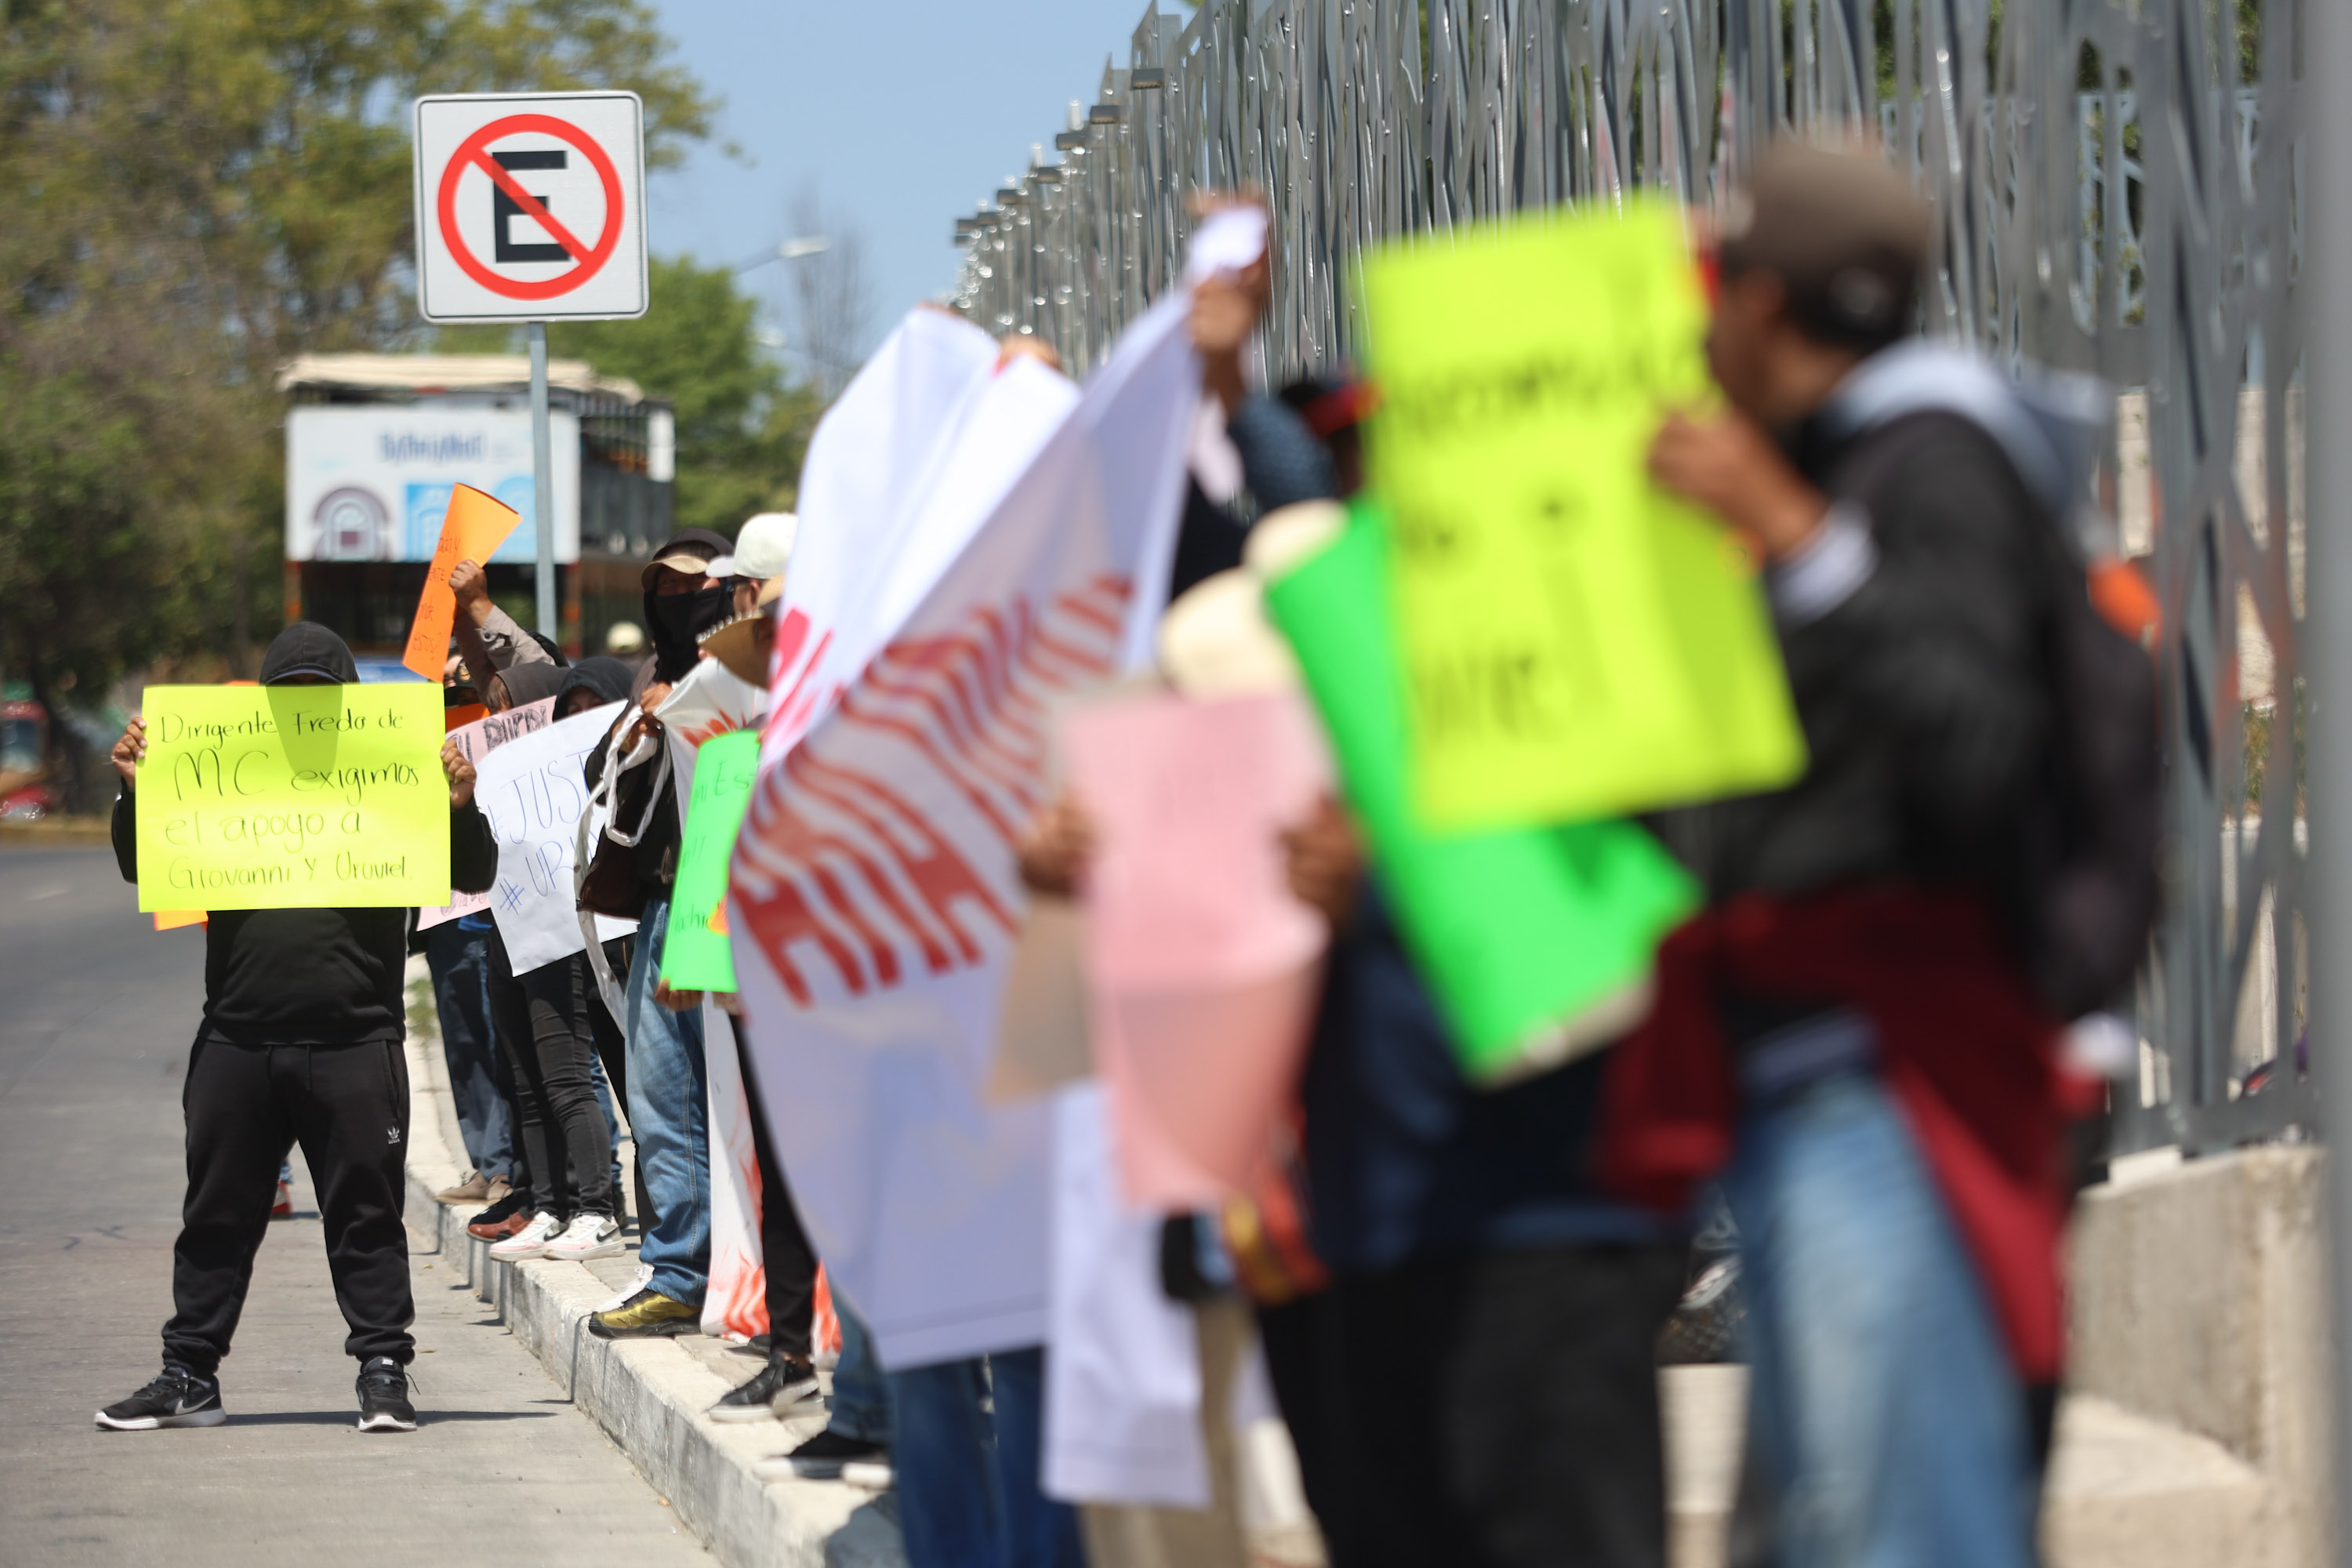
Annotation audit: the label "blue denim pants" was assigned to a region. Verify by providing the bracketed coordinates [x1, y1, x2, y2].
[829, 1299, 893, 1445]
[623, 897, 710, 1305]
[891, 1347, 1083, 1568]
[1724, 1067, 2038, 1568]
[426, 918, 514, 1182]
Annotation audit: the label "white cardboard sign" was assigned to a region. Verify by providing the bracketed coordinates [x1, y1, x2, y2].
[412, 91, 648, 323]
[418, 696, 555, 931]
[477, 701, 625, 972]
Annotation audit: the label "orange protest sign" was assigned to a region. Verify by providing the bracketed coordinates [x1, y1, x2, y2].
[444, 702, 488, 732]
[401, 484, 520, 679]
[154, 909, 206, 931]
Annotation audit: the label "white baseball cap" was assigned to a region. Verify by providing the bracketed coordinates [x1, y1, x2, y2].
[733, 512, 799, 581]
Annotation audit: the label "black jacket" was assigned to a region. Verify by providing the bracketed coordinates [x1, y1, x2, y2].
[1657, 408, 2053, 907]
[114, 790, 497, 1045]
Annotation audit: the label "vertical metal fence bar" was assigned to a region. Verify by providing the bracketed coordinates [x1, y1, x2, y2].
[943, 0, 2310, 1164]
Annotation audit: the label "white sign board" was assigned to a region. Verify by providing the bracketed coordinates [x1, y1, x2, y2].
[418, 697, 555, 931]
[412, 91, 648, 323]
[285, 405, 579, 564]
[477, 701, 626, 974]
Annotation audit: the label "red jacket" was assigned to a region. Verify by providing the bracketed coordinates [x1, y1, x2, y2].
[1599, 886, 2078, 1381]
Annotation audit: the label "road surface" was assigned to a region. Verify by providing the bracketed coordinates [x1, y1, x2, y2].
[0, 843, 710, 1566]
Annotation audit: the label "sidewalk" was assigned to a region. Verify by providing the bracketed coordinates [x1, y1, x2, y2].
[401, 960, 2259, 1568]
[401, 961, 905, 1568]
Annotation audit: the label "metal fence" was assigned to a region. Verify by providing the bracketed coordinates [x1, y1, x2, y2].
[950, 0, 2309, 1159]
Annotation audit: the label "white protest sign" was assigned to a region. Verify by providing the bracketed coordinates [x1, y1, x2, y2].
[411, 92, 648, 324]
[417, 697, 554, 930]
[1043, 1082, 1212, 1508]
[477, 700, 625, 973]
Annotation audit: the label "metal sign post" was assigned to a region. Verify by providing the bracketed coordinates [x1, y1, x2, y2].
[528, 321, 556, 636]
[412, 89, 648, 648]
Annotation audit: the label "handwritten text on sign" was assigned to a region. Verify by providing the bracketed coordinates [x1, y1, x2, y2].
[1359, 200, 1806, 829]
[474, 701, 625, 973]
[661, 730, 761, 993]
[134, 684, 449, 911]
[416, 695, 554, 931]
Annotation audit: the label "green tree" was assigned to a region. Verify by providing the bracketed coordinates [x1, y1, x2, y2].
[441, 256, 826, 537]
[0, 0, 713, 793]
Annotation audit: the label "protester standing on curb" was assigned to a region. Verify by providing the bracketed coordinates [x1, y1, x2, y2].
[585, 528, 736, 1339]
[96, 622, 498, 1434]
[1610, 140, 2096, 1568]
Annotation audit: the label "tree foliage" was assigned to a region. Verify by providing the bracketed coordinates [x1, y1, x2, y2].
[0, 0, 714, 741]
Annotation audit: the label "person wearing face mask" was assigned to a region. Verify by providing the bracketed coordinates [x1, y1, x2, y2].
[96, 623, 499, 1435]
[581, 528, 735, 1339]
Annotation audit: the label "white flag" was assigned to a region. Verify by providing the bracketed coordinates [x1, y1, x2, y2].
[728, 287, 1200, 1368]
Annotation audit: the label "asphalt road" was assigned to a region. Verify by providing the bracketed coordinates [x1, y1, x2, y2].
[0, 844, 710, 1566]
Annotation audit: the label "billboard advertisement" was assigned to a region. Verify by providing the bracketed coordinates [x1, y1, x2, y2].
[285, 405, 580, 564]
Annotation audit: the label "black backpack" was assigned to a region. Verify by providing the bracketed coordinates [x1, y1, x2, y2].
[1846, 410, 2162, 1020]
[2021, 538, 2161, 1020]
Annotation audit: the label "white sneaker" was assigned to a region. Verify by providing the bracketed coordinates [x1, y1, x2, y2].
[593, 1261, 655, 1314]
[488, 1210, 562, 1261]
[542, 1212, 625, 1261]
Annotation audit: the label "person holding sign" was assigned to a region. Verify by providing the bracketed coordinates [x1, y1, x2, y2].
[1608, 142, 2106, 1568]
[96, 623, 498, 1436]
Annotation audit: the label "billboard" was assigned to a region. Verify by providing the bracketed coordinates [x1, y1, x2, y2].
[285, 405, 580, 564]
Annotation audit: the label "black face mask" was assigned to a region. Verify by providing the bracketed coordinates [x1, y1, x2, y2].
[648, 586, 730, 680]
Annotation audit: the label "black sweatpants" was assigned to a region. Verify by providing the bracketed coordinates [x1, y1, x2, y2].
[732, 1016, 816, 1359]
[166, 1036, 415, 1377]
[1258, 1241, 1687, 1568]
[586, 938, 655, 1236]
[487, 935, 614, 1222]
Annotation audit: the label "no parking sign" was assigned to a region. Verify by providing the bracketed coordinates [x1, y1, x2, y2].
[412, 92, 648, 322]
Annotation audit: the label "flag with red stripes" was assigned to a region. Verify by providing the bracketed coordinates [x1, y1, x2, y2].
[728, 289, 1200, 1367]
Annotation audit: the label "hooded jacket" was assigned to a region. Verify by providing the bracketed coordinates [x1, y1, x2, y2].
[113, 623, 499, 1044]
[492, 660, 569, 710]
[555, 657, 633, 716]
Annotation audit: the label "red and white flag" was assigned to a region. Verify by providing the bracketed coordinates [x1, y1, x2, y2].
[728, 283, 1201, 1368]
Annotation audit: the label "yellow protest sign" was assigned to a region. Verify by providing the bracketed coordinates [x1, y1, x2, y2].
[1359, 200, 1807, 829]
[132, 684, 450, 911]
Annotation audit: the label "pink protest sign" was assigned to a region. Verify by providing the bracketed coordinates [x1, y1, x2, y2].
[1062, 688, 1330, 1207]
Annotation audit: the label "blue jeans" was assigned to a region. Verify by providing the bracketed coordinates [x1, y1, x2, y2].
[623, 898, 710, 1305]
[426, 919, 514, 1182]
[891, 1348, 1083, 1568]
[1724, 1067, 2037, 1568]
[830, 1299, 893, 1445]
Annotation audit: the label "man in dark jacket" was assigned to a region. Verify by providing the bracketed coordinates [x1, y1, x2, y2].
[1624, 141, 2071, 1568]
[581, 527, 735, 1338]
[96, 622, 498, 1434]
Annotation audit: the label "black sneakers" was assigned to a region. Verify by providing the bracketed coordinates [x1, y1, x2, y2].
[760, 1427, 890, 1482]
[95, 1365, 225, 1431]
[706, 1353, 821, 1423]
[356, 1356, 417, 1432]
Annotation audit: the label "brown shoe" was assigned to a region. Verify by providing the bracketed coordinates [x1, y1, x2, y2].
[466, 1191, 531, 1241]
[437, 1171, 492, 1204]
[470, 1210, 532, 1242]
[485, 1175, 514, 1204]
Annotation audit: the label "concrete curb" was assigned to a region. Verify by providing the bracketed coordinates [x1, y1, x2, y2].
[401, 1023, 906, 1568]
[0, 818, 113, 848]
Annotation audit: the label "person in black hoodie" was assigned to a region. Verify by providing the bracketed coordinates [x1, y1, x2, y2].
[96, 623, 498, 1434]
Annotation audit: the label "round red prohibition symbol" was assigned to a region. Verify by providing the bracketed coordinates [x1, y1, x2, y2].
[437, 113, 624, 300]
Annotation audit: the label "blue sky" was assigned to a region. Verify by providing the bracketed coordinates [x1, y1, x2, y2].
[641, 0, 1156, 364]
